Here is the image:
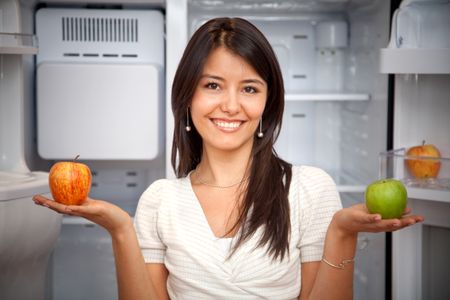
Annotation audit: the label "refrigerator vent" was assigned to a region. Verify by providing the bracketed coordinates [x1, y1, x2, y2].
[62, 52, 138, 58]
[61, 17, 139, 42]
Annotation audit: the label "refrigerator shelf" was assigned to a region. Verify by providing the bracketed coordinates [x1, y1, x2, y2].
[380, 148, 450, 203]
[0, 32, 38, 54]
[336, 185, 366, 193]
[324, 169, 369, 194]
[285, 92, 370, 102]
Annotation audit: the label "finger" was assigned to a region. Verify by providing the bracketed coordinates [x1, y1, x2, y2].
[355, 209, 382, 224]
[400, 215, 424, 226]
[373, 215, 424, 232]
[33, 194, 73, 214]
[362, 218, 402, 233]
[63, 204, 92, 217]
[402, 207, 412, 216]
[368, 213, 382, 222]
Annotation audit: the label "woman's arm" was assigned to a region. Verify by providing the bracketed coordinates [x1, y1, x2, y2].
[111, 219, 169, 300]
[297, 229, 355, 300]
[33, 195, 167, 300]
[304, 223, 357, 300]
[302, 204, 423, 300]
[146, 263, 170, 299]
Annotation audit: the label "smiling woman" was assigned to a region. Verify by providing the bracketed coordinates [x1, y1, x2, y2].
[33, 17, 424, 300]
[170, 18, 292, 264]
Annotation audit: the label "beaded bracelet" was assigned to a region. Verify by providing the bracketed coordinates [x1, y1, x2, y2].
[321, 257, 355, 270]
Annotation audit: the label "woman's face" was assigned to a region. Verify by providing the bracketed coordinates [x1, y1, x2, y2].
[190, 47, 268, 153]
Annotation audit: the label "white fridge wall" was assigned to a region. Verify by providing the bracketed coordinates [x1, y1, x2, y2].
[37, 62, 161, 160]
[340, 0, 390, 185]
[339, 3, 390, 300]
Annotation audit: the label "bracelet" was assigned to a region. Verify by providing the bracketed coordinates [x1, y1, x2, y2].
[321, 257, 355, 270]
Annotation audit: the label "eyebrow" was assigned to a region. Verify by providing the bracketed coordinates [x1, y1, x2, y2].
[200, 74, 266, 86]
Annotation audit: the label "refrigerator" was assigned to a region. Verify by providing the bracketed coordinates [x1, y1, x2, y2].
[8, 0, 450, 299]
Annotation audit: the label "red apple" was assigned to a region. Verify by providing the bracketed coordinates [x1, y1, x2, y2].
[405, 141, 441, 179]
[49, 156, 92, 205]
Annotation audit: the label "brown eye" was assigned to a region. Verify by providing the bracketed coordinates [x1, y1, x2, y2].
[243, 86, 257, 94]
[206, 82, 220, 90]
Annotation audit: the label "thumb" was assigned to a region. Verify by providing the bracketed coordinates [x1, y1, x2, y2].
[365, 213, 382, 223]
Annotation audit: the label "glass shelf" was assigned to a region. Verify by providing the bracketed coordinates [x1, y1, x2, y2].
[0, 32, 38, 54]
[380, 148, 450, 203]
[285, 92, 370, 102]
[320, 168, 369, 194]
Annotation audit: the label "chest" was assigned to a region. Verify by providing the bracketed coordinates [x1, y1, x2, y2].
[160, 199, 302, 298]
[192, 185, 242, 238]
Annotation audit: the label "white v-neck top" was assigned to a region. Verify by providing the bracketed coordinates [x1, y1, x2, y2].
[134, 165, 342, 299]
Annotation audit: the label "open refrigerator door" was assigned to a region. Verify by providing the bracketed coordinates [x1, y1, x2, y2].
[380, 1, 450, 299]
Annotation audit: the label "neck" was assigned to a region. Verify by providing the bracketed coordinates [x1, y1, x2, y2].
[194, 143, 252, 187]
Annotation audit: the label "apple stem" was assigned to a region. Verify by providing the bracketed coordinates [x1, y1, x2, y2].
[74, 155, 80, 162]
[422, 140, 426, 146]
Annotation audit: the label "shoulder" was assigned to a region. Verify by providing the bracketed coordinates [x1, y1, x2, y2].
[138, 177, 190, 209]
[290, 165, 341, 211]
[291, 165, 336, 190]
[143, 177, 188, 194]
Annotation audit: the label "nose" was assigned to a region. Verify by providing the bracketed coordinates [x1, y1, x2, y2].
[220, 90, 241, 115]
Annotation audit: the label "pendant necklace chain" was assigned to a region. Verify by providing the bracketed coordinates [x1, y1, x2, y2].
[194, 168, 248, 189]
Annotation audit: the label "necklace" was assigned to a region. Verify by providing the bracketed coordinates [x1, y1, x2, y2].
[194, 169, 248, 189]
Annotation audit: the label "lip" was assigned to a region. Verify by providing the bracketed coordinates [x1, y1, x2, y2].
[210, 118, 245, 132]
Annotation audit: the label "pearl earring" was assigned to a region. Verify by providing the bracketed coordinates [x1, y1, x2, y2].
[185, 108, 191, 132]
[257, 118, 264, 138]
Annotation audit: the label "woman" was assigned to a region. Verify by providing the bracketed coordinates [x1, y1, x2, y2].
[33, 17, 423, 300]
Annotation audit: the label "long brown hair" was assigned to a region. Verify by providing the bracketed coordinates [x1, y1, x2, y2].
[171, 17, 292, 261]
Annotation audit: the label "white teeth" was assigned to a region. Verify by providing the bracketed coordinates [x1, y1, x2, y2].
[214, 120, 242, 129]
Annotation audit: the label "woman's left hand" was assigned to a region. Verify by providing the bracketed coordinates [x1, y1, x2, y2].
[332, 203, 424, 235]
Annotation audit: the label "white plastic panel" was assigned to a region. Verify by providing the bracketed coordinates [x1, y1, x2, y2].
[0, 171, 50, 201]
[380, 48, 450, 74]
[244, 20, 317, 93]
[379, 0, 450, 74]
[37, 63, 161, 160]
[36, 8, 164, 66]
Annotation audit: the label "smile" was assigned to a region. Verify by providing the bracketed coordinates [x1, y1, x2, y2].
[211, 119, 243, 132]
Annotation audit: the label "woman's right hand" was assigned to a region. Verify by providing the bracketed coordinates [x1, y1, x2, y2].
[32, 195, 133, 236]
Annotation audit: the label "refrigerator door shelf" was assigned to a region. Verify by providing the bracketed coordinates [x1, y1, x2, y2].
[0, 32, 38, 54]
[380, 48, 450, 74]
[380, 148, 450, 203]
[0, 171, 50, 201]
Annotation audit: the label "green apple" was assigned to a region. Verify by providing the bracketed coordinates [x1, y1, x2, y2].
[365, 179, 407, 219]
